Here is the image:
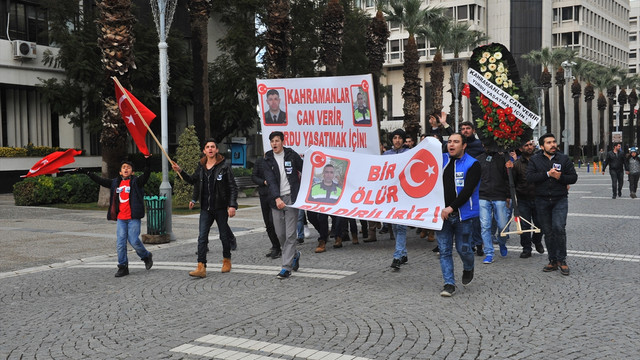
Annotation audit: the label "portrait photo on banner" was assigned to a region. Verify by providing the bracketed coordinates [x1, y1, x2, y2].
[305, 152, 350, 205]
[351, 85, 371, 127]
[262, 87, 288, 126]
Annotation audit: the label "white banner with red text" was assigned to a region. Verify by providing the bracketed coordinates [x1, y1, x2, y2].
[291, 138, 445, 230]
[256, 74, 380, 155]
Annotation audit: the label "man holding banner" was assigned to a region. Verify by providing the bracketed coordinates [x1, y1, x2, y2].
[264, 131, 304, 279]
[437, 133, 481, 297]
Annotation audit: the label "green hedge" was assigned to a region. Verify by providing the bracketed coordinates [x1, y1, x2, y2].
[13, 172, 174, 206]
[232, 167, 253, 177]
[0, 143, 83, 158]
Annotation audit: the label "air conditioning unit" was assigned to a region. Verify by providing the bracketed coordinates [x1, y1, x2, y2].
[13, 40, 37, 59]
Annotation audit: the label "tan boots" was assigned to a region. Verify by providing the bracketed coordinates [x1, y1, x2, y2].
[221, 258, 231, 273]
[189, 262, 206, 278]
[315, 239, 327, 253]
[351, 232, 359, 244]
[333, 236, 343, 248]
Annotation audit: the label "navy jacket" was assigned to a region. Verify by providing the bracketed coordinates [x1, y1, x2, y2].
[526, 151, 578, 199]
[263, 147, 303, 208]
[87, 158, 150, 221]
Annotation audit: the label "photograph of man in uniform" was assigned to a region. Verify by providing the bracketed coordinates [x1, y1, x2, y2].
[353, 92, 371, 126]
[308, 164, 343, 204]
[264, 89, 287, 125]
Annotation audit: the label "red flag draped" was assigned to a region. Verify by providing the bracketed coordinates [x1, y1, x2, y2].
[22, 149, 83, 177]
[114, 80, 156, 156]
[461, 83, 470, 98]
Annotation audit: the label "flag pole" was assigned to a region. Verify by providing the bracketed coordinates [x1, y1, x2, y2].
[112, 76, 183, 181]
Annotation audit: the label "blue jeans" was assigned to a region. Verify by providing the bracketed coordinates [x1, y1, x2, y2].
[471, 217, 482, 247]
[392, 224, 407, 259]
[479, 199, 508, 256]
[535, 197, 568, 262]
[436, 213, 475, 286]
[197, 209, 232, 263]
[116, 219, 150, 266]
[296, 210, 306, 239]
[517, 198, 542, 252]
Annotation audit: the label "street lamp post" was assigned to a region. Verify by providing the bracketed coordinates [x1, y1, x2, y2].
[561, 60, 576, 155]
[534, 86, 545, 142]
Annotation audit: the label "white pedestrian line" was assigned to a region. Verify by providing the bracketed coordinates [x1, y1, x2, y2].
[569, 183, 610, 186]
[568, 212, 640, 219]
[580, 196, 639, 201]
[171, 334, 372, 360]
[567, 191, 591, 193]
[500, 246, 640, 262]
[70, 262, 357, 279]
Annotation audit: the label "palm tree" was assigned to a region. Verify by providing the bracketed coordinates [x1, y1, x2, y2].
[265, 0, 292, 79]
[96, 0, 136, 205]
[580, 61, 598, 155]
[320, 0, 345, 77]
[444, 22, 488, 127]
[626, 76, 640, 146]
[550, 48, 576, 153]
[187, 0, 213, 144]
[620, 75, 639, 147]
[422, 14, 449, 117]
[605, 67, 625, 145]
[384, 0, 443, 140]
[592, 65, 618, 150]
[366, 4, 390, 132]
[522, 48, 554, 133]
[569, 60, 590, 158]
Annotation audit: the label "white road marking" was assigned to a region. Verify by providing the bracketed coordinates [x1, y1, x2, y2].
[568, 212, 640, 219]
[501, 246, 640, 262]
[171, 334, 372, 360]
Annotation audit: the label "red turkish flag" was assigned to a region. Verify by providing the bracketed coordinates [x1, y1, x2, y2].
[114, 80, 156, 156]
[22, 149, 83, 177]
[461, 83, 470, 98]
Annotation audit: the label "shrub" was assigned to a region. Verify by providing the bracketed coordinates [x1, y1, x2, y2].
[55, 174, 99, 203]
[173, 126, 201, 206]
[232, 167, 253, 177]
[0, 147, 28, 157]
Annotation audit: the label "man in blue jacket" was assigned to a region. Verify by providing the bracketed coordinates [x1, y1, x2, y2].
[437, 133, 481, 297]
[526, 133, 578, 275]
[263, 131, 304, 279]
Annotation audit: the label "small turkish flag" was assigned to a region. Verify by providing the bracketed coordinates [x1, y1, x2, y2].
[22, 149, 83, 177]
[461, 83, 470, 98]
[114, 80, 156, 156]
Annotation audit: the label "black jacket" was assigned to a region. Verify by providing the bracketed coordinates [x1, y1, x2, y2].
[263, 147, 303, 208]
[251, 156, 270, 197]
[512, 155, 536, 200]
[87, 158, 150, 221]
[477, 152, 510, 201]
[464, 136, 484, 158]
[603, 150, 625, 172]
[526, 151, 578, 199]
[182, 154, 238, 211]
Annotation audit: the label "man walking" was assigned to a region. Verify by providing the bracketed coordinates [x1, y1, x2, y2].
[626, 147, 640, 198]
[252, 154, 281, 259]
[603, 143, 626, 198]
[437, 133, 481, 297]
[460, 121, 484, 256]
[263, 131, 304, 279]
[527, 133, 577, 275]
[512, 140, 544, 258]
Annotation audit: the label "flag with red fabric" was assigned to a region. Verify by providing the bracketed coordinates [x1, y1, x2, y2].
[461, 83, 470, 98]
[22, 149, 83, 177]
[114, 80, 156, 156]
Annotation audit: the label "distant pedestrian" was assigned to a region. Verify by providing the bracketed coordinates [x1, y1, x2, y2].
[263, 131, 304, 279]
[625, 147, 640, 198]
[252, 155, 281, 259]
[602, 143, 625, 198]
[512, 140, 544, 258]
[172, 138, 238, 278]
[436, 133, 481, 297]
[82, 156, 154, 277]
[527, 133, 577, 275]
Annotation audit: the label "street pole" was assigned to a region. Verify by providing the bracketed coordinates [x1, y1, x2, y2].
[561, 61, 575, 155]
[152, 0, 178, 241]
[454, 72, 460, 133]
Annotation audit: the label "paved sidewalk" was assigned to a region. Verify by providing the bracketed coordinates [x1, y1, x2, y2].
[1, 171, 639, 359]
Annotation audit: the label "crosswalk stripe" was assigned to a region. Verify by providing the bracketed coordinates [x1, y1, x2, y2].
[170, 334, 372, 360]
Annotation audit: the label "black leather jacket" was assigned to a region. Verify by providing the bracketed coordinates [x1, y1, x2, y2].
[526, 152, 578, 199]
[182, 154, 238, 211]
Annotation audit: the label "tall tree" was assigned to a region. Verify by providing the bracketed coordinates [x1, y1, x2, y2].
[288, 0, 321, 77]
[384, 0, 442, 140]
[550, 48, 576, 152]
[366, 5, 390, 132]
[320, 0, 345, 76]
[422, 13, 449, 117]
[591, 64, 617, 150]
[265, 0, 292, 78]
[187, 0, 213, 145]
[95, 0, 137, 205]
[522, 48, 553, 133]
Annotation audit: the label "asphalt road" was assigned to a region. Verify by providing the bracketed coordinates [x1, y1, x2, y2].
[0, 170, 638, 359]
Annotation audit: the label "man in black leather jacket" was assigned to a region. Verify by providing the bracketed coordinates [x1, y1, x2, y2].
[602, 143, 626, 198]
[526, 133, 577, 275]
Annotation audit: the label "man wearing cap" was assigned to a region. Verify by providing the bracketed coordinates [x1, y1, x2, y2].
[384, 129, 410, 270]
[625, 147, 640, 198]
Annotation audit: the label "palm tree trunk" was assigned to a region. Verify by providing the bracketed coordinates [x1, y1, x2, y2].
[188, 0, 212, 145]
[96, 0, 136, 206]
[558, 84, 565, 151]
[366, 10, 389, 133]
[320, 0, 344, 77]
[598, 93, 607, 150]
[573, 96, 581, 159]
[402, 35, 421, 140]
[430, 50, 444, 114]
[265, 0, 291, 79]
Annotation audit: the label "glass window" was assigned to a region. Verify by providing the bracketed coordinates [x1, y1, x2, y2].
[457, 6, 467, 20]
[562, 7, 572, 21]
[469, 5, 475, 21]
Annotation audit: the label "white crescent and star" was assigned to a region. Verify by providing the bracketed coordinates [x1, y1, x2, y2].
[29, 159, 49, 174]
[118, 94, 136, 126]
[403, 159, 436, 188]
